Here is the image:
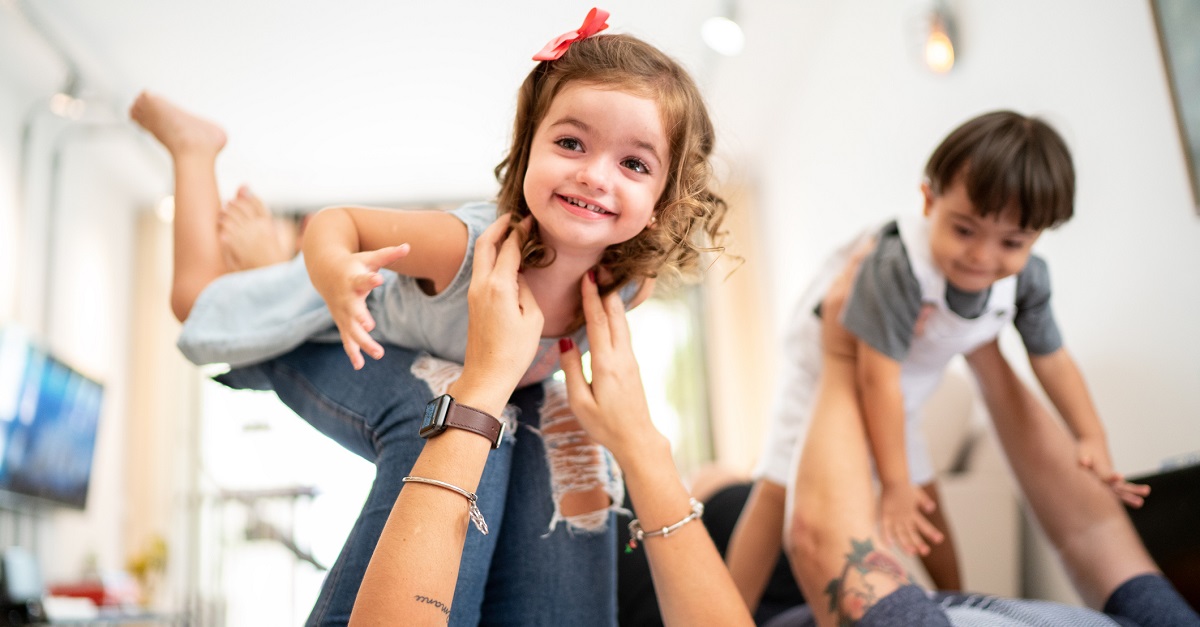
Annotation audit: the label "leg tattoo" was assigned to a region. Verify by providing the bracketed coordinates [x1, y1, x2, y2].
[825, 538, 913, 626]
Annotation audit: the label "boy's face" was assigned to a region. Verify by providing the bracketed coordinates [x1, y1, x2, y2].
[923, 178, 1043, 293]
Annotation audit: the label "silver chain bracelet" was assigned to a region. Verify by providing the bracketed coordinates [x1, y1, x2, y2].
[403, 476, 489, 535]
[625, 498, 704, 552]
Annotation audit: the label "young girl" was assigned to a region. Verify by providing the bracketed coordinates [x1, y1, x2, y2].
[726, 111, 1148, 608]
[131, 8, 727, 626]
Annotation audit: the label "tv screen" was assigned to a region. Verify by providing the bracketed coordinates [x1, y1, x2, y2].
[0, 327, 104, 509]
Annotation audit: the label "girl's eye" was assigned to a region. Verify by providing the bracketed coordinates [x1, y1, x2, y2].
[556, 137, 583, 152]
[622, 158, 650, 174]
[1002, 239, 1026, 250]
[953, 225, 972, 237]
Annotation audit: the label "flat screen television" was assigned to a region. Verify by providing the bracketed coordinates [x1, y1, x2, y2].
[0, 327, 104, 509]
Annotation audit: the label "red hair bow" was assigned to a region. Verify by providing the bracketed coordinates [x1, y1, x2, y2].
[532, 7, 610, 61]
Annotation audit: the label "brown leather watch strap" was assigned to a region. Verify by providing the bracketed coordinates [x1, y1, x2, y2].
[445, 401, 505, 449]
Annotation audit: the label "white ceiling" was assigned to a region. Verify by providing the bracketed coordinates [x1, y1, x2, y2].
[14, 1, 728, 210]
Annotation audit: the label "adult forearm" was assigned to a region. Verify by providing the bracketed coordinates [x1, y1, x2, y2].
[350, 430, 491, 626]
[616, 435, 754, 627]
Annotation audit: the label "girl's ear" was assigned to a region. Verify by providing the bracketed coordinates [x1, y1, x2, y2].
[646, 213, 657, 229]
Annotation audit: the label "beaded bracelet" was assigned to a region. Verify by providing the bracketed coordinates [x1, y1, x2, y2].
[402, 476, 489, 535]
[625, 498, 704, 553]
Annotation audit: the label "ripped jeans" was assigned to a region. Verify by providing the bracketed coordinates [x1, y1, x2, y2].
[216, 341, 619, 626]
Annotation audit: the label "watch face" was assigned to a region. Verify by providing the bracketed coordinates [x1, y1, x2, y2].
[419, 394, 453, 438]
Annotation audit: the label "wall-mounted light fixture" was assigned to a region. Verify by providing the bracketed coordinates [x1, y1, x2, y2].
[702, 0, 744, 57]
[924, 1, 957, 74]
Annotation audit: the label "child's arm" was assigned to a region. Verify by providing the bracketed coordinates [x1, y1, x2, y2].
[302, 206, 470, 369]
[1029, 348, 1150, 507]
[857, 344, 943, 556]
[725, 478, 786, 610]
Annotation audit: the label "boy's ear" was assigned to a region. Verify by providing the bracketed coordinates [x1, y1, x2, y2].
[920, 181, 935, 217]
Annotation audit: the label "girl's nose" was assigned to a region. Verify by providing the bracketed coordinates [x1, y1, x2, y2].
[576, 158, 610, 191]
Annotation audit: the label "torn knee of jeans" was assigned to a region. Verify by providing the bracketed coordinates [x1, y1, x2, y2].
[538, 380, 624, 533]
[411, 353, 518, 440]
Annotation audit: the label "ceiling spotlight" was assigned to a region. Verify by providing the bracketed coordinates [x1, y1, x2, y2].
[702, 15, 745, 57]
[924, 2, 957, 74]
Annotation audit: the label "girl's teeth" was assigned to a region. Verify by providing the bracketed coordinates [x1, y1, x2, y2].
[567, 197, 605, 213]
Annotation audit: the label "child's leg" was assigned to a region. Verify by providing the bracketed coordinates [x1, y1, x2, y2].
[536, 380, 619, 529]
[129, 91, 229, 322]
[964, 341, 1160, 609]
[916, 480, 962, 591]
[479, 382, 617, 625]
[217, 344, 514, 626]
[784, 355, 947, 627]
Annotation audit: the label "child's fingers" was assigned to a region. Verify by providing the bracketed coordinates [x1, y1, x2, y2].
[916, 489, 937, 514]
[351, 272, 384, 294]
[915, 515, 944, 546]
[1118, 490, 1146, 509]
[901, 521, 930, 556]
[339, 333, 364, 371]
[342, 315, 383, 361]
[881, 521, 897, 552]
[366, 244, 410, 271]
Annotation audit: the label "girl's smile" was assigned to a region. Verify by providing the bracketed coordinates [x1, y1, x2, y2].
[523, 82, 668, 258]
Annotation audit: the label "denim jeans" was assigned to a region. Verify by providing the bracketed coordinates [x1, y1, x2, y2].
[218, 342, 617, 626]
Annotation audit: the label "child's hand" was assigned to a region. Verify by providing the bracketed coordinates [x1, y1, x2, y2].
[317, 245, 411, 370]
[879, 483, 943, 556]
[1076, 437, 1151, 508]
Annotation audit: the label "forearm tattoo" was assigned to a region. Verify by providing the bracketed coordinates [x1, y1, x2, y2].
[414, 595, 451, 623]
[825, 538, 913, 626]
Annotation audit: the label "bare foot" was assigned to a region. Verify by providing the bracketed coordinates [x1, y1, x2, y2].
[129, 91, 227, 157]
[218, 186, 292, 270]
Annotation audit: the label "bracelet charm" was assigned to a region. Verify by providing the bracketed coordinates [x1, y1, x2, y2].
[403, 475, 489, 535]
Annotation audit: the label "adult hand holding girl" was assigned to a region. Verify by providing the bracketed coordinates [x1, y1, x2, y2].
[349, 215, 540, 626]
[560, 271, 754, 627]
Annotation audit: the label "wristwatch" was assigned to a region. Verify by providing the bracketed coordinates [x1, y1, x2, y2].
[420, 394, 505, 449]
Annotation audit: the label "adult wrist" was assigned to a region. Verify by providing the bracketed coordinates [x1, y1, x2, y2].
[446, 374, 511, 419]
[609, 431, 673, 478]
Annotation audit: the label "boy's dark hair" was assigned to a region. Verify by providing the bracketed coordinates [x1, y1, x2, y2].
[925, 110, 1075, 230]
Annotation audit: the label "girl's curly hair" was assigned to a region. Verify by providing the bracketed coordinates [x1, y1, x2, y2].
[493, 33, 728, 301]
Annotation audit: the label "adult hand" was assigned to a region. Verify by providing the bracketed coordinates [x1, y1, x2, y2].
[559, 270, 658, 462]
[455, 216, 544, 407]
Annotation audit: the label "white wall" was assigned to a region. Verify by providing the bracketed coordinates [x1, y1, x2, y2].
[1, 6, 164, 585]
[709, 0, 1199, 602]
